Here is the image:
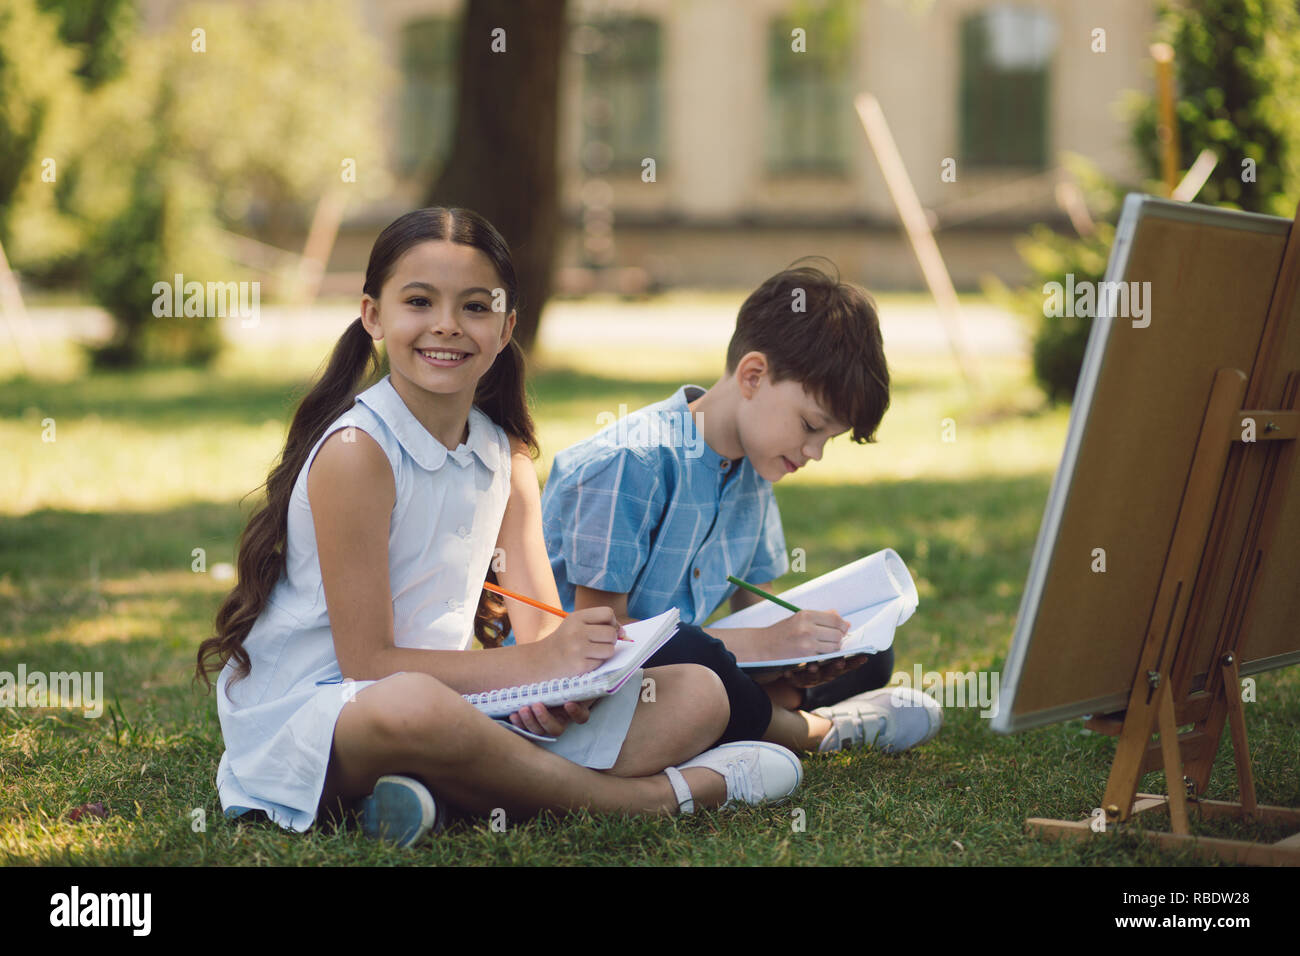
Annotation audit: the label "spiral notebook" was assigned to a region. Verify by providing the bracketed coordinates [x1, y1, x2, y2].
[464, 607, 680, 718]
[709, 549, 918, 672]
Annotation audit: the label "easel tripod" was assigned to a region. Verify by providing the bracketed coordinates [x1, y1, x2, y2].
[1030, 205, 1300, 865]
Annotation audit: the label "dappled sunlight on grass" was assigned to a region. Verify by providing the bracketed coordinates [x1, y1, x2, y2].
[9, 313, 1291, 865]
[2, 419, 287, 514]
[6, 338, 1069, 514]
[59, 598, 182, 647]
[99, 569, 228, 597]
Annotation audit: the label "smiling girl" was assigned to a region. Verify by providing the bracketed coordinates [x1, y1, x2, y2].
[194, 208, 802, 846]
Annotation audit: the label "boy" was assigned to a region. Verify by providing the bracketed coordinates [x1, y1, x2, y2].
[541, 260, 941, 754]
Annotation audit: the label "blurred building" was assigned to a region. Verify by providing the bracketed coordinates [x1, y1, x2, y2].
[155, 0, 1161, 292]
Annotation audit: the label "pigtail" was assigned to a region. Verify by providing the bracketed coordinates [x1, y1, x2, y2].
[195, 318, 381, 695]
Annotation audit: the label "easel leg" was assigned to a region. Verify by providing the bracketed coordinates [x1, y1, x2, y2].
[1221, 654, 1258, 817]
[1156, 685, 1190, 835]
[1101, 672, 1166, 824]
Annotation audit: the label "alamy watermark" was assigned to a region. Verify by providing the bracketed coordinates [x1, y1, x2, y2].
[0, 664, 103, 718]
[1043, 274, 1151, 328]
[151, 273, 261, 328]
[49, 886, 150, 936]
[889, 663, 999, 719]
[595, 405, 705, 459]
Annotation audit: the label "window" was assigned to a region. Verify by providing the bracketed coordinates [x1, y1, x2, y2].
[960, 6, 1056, 168]
[766, 3, 854, 175]
[579, 17, 662, 172]
[398, 18, 459, 177]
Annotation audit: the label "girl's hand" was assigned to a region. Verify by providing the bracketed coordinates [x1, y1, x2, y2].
[765, 610, 849, 661]
[509, 698, 600, 737]
[541, 606, 625, 676]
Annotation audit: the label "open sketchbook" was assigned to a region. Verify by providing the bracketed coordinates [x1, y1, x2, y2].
[466, 607, 679, 718]
[709, 549, 918, 671]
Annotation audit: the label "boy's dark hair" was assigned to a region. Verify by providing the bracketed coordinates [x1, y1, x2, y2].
[725, 257, 890, 443]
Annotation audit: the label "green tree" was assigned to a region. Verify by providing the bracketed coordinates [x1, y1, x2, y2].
[0, 0, 79, 257]
[38, 0, 135, 87]
[1126, 0, 1300, 217]
[74, 57, 227, 368]
[985, 154, 1124, 405]
[426, 0, 567, 353]
[996, 0, 1300, 403]
[7, 0, 393, 368]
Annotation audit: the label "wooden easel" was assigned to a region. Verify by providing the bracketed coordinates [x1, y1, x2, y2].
[1028, 204, 1300, 865]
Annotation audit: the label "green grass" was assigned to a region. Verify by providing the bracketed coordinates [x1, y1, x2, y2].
[2, 331, 1296, 866]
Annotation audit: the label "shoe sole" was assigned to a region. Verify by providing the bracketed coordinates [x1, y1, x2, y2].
[359, 775, 437, 848]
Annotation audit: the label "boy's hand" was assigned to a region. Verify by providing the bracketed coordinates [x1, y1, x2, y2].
[765, 609, 850, 661]
[509, 698, 599, 737]
[782, 653, 871, 688]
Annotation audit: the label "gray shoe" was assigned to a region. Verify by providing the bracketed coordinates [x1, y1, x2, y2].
[814, 687, 943, 753]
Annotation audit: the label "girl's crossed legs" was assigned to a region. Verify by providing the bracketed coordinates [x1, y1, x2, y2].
[315, 664, 732, 826]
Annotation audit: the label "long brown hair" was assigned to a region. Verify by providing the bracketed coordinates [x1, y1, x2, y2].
[195, 208, 537, 695]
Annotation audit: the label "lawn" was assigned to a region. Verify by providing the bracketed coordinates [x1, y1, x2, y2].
[1, 324, 1296, 866]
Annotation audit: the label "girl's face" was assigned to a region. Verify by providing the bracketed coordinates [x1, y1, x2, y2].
[362, 240, 516, 401]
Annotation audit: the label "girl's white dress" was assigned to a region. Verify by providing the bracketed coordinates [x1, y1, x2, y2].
[215, 374, 641, 832]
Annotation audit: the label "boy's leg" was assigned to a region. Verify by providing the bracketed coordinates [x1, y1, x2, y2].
[637, 625, 904, 753]
[606, 664, 728, 777]
[641, 624, 773, 745]
[762, 705, 832, 753]
[799, 646, 895, 711]
[760, 647, 900, 752]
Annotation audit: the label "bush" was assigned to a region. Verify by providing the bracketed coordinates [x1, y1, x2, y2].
[1124, 0, 1300, 217]
[984, 155, 1123, 405]
[4, 0, 393, 370]
[992, 0, 1300, 404]
[0, 0, 81, 261]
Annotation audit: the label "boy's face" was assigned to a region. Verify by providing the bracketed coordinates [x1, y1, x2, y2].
[733, 352, 850, 482]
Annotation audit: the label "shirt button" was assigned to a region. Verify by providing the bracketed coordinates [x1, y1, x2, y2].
[457, 526, 470, 538]
[720, 460, 730, 470]
[693, 568, 700, 579]
[447, 598, 461, 611]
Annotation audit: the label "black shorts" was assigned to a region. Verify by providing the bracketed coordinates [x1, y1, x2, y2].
[644, 623, 895, 746]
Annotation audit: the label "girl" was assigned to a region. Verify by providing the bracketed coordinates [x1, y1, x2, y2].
[194, 208, 802, 846]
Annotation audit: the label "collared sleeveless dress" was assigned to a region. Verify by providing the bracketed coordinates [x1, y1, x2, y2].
[214, 374, 641, 832]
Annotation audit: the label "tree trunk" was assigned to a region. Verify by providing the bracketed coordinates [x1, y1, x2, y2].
[424, 0, 567, 354]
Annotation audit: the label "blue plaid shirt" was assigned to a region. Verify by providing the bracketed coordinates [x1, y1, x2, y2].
[541, 385, 789, 626]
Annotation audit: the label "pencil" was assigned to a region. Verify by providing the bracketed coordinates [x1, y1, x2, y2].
[482, 582, 633, 640]
[726, 575, 802, 613]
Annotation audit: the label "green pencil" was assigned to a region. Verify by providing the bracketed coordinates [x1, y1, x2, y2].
[727, 575, 802, 613]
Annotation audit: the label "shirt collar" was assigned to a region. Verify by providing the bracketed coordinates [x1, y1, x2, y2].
[668, 384, 732, 471]
[356, 375, 502, 473]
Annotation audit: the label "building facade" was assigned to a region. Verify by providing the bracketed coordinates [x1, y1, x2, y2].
[149, 0, 1161, 291]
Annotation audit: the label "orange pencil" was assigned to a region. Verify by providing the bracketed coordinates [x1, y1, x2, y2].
[482, 582, 632, 640]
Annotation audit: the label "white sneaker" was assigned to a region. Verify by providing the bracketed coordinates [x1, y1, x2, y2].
[814, 687, 943, 754]
[358, 774, 441, 847]
[663, 742, 803, 813]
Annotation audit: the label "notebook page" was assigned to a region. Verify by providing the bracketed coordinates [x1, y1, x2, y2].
[711, 549, 917, 631]
[840, 599, 906, 653]
[463, 607, 680, 716]
[573, 607, 678, 685]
